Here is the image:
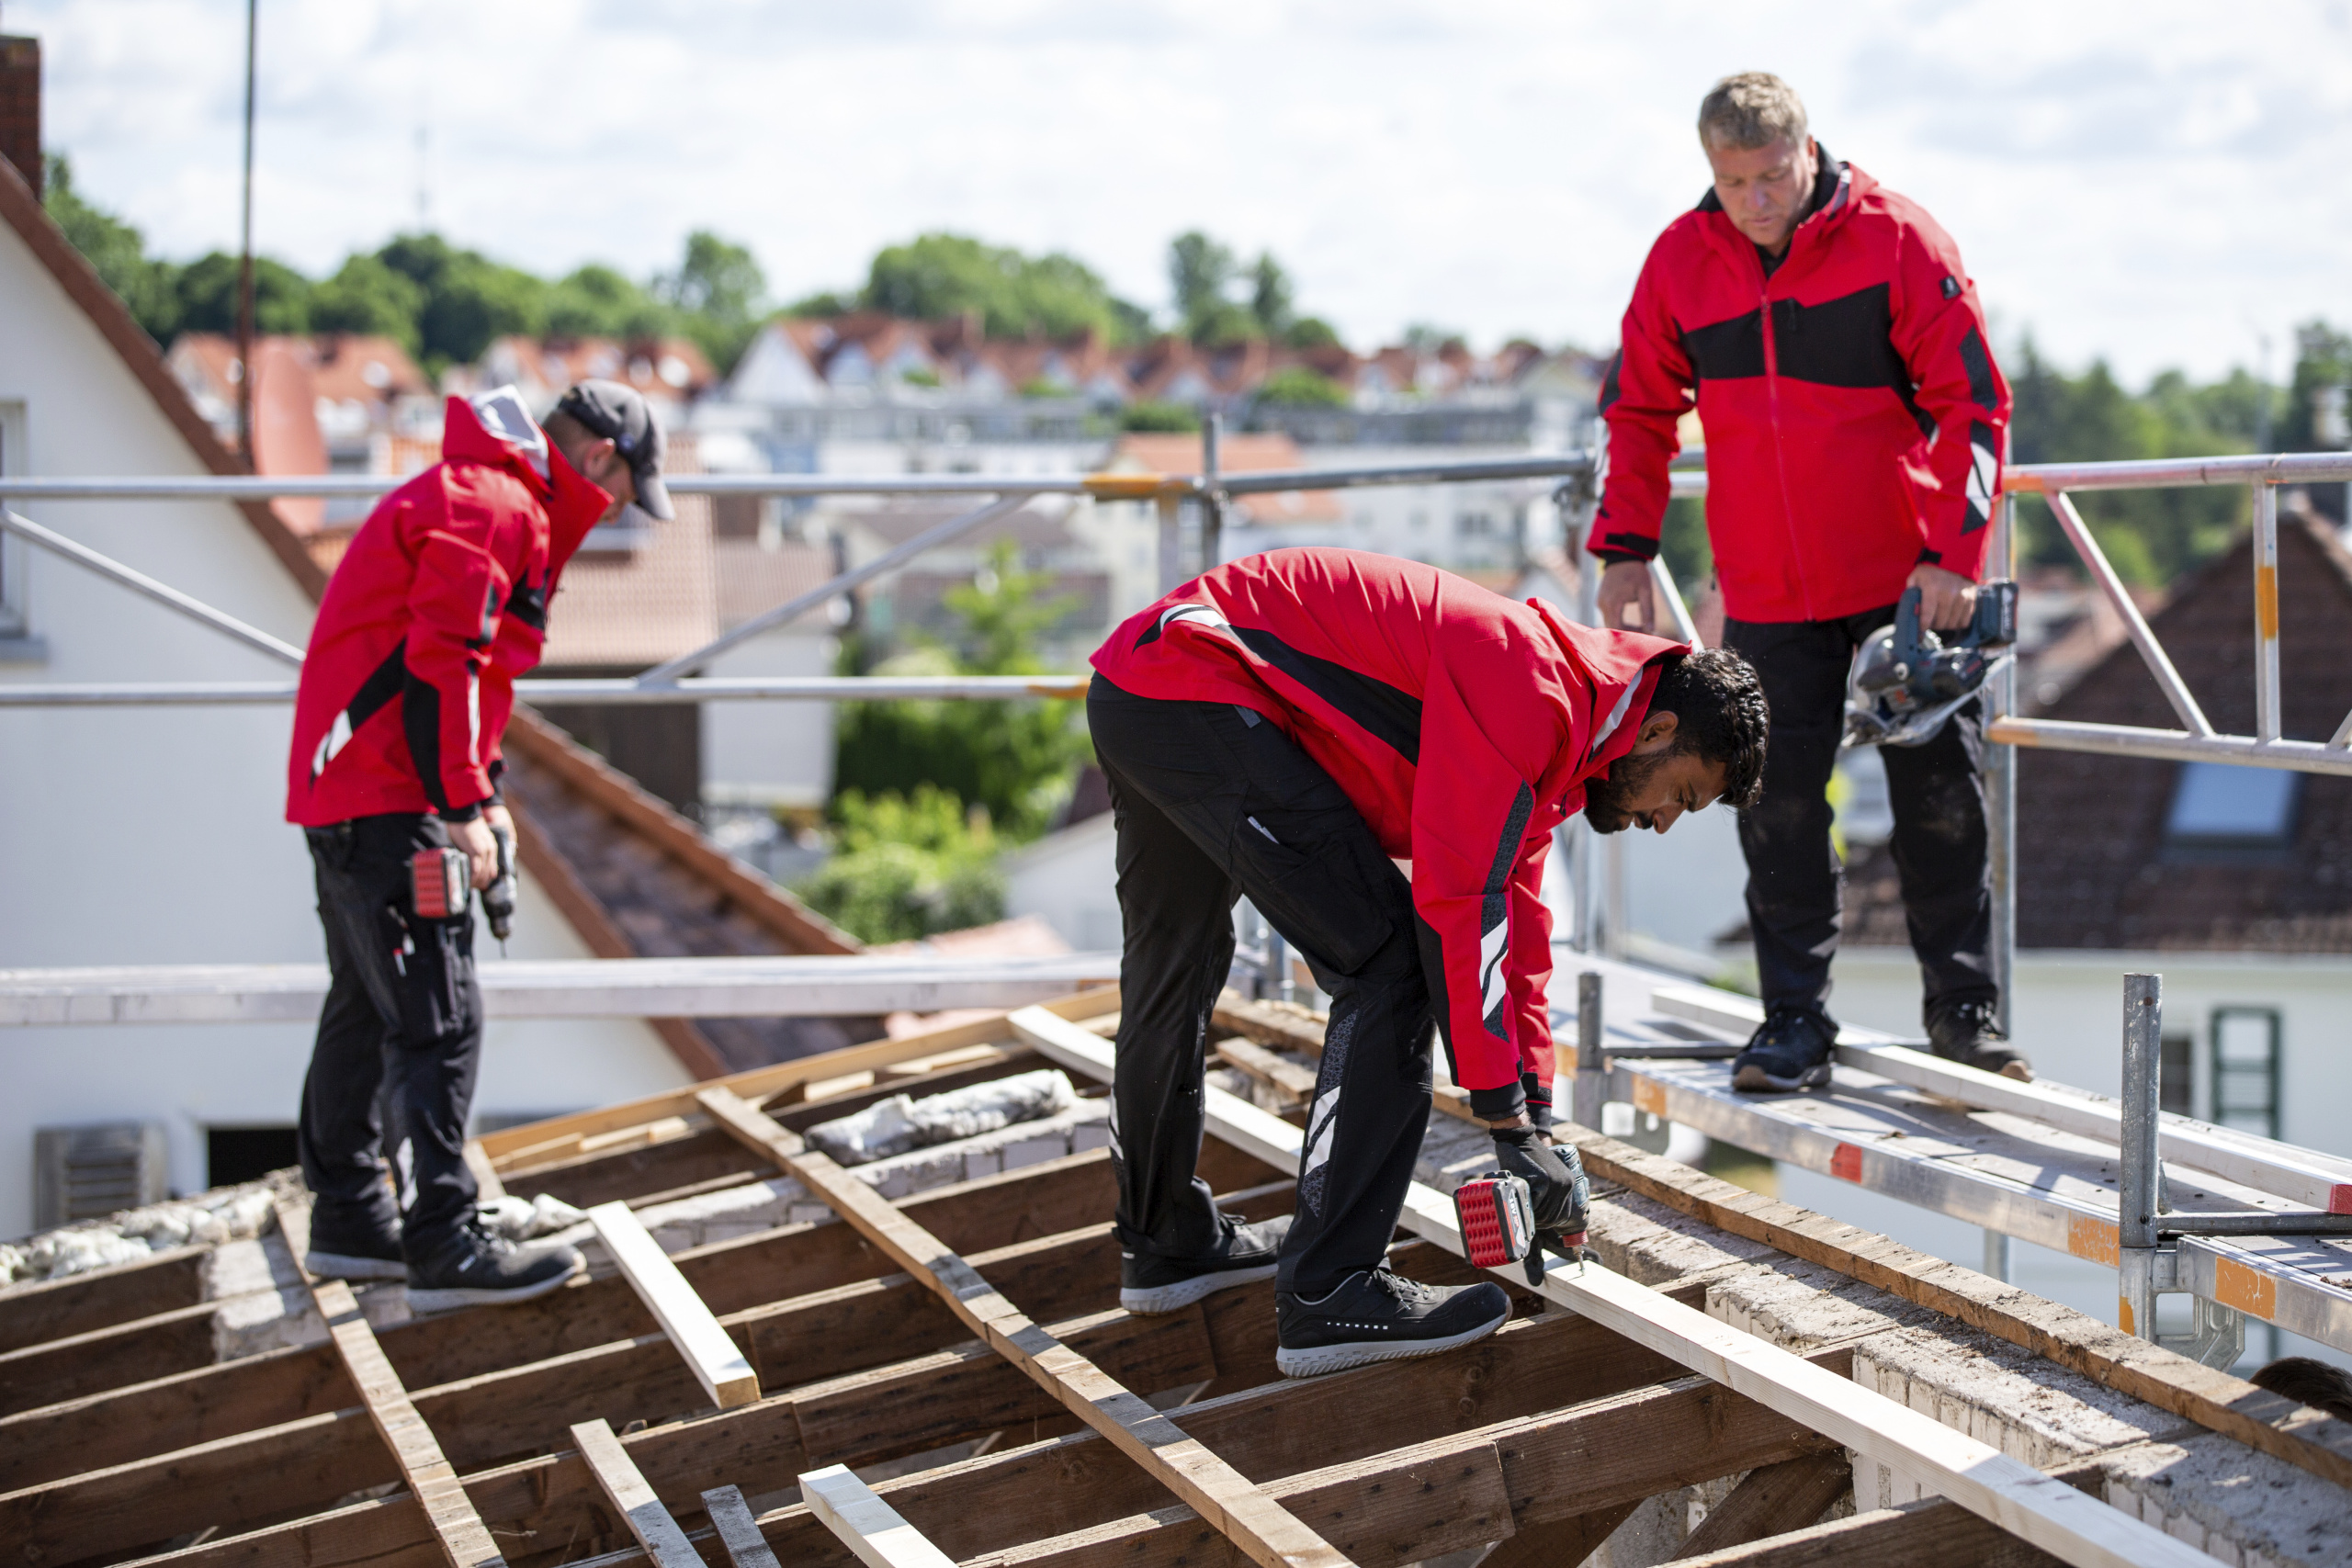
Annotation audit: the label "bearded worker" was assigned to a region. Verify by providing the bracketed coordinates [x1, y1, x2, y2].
[1084, 547, 1768, 1376]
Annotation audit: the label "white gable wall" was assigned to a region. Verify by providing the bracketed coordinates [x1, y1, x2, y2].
[0, 220, 684, 1235]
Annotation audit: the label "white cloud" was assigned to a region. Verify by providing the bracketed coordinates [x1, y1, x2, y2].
[17, 0, 2351, 382]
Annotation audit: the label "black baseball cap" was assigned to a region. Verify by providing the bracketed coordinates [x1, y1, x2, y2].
[552, 379, 673, 520]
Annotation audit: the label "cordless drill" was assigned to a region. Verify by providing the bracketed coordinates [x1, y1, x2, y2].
[410, 824, 518, 954]
[1453, 1172, 1589, 1287]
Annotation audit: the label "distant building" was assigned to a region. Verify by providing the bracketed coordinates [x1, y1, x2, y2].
[463, 333, 718, 427]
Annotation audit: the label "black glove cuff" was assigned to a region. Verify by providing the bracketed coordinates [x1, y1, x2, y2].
[1468, 1080, 1527, 1122]
[1521, 1070, 1554, 1130]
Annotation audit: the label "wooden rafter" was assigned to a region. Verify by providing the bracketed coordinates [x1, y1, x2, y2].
[1009, 1005, 2219, 1568]
[697, 1084, 1350, 1568]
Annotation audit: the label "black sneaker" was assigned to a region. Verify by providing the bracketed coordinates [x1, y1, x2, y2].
[1121, 1213, 1291, 1314]
[1732, 1004, 1838, 1093]
[304, 1203, 407, 1282]
[1274, 1266, 1510, 1379]
[1927, 996, 2032, 1082]
[405, 1222, 583, 1312]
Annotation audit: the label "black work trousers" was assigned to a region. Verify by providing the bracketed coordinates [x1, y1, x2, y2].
[1088, 679, 1436, 1298]
[298, 813, 484, 1251]
[1723, 606, 1996, 1025]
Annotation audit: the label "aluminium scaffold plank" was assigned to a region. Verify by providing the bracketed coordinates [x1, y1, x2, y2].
[695, 1083, 1351, 1568]
[276, 1202, 504, 1568]
[570, 1417, 702, 1568]
[586, 1201, 761, 1409]
[801, 1462, 959, 1568]
[1007, 1005, 2215, 1568]
[1647, 982, 2352, 1213]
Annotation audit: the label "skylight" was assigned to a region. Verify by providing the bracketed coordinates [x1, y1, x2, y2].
[2165, 761, 2299, 845]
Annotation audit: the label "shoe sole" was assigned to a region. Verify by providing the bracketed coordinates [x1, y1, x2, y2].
[1274, 1305, 1509, 1379]
[1732, 1062, 1833, 1094]
[1121, 1259, 1279, 1314]
[303, 1249, 408, 1281]
[405, 1261, 582, 1313]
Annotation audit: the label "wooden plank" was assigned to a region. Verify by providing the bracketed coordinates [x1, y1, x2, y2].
[1215, 1038, 1317, 1102]
[569, 1417, 702, 1568]
[1671, 1451, 1853, 1558]
[1556, 1124, 2352, 1496]
[1671, 1498, 2069, 1567]
[275, 1203, 503, 1568]
[882, 1043, 1013, 1079]
[802, 1462, 959, 1568]
[462, 1140, 505, 1201]
[1008, 1006, 2214, 1568]
[586, 1201, 760, 1409]
[695, 1084, 1350, 1568]
[0, 1244, 209, 1354]
[1476, 1501, 1641, 1568]
[479, 986, 1120, 1164]
[701, 1483, 782, 1568]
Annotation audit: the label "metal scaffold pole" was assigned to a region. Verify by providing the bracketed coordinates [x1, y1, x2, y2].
[2118, 972, 2164, 1340]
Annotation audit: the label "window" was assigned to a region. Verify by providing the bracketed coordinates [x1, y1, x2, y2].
[207, 1125, 300, 1187]
[2165, 762, 2298, 848]
[2210, 1007, 2281, 1139]
[2160, 1032, 2194, 1116]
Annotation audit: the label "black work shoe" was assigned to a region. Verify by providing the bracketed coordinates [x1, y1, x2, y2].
[1121, 1213, 1292, 1314]
[1927, 996, 2032, 1082]
[1732, 1004, 1838, 1094]
[1274, 1266, 1510, 1379]
[405, 1223, 583, 1312]
[304, 1203, 407, 1282]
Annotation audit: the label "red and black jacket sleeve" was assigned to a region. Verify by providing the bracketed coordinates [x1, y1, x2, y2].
[1588, 235, 1694, 567]
[399, 480, 515, 820]
[1890, 216, 2010, 579]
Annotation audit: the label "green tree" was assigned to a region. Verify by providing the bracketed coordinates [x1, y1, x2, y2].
[657, 231, 765, 369]
[1169, 230, 1235, 338]
[862, 232, 1136, 343]
[1119, 400, 1202, 433]
[544, 263, 662, 339]
[784, 288, 856, 317]
[374, 233, 548, 367]
[1248, 253, 1295, 338]
[1283, 316, 1340, 350]
[792, 784, 1005, 943]
[831, 542, 1091, 838]
[42, 154, 181, 344]
[174, 251, 313, 335]
[2282, 321, 2352, 453]
[308, 254, 425, 351]
[1257, 366, 1347, 408]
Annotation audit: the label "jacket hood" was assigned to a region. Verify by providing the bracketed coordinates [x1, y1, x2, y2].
[1531, 598, 1685, 783]
[440, 389, 612, 570]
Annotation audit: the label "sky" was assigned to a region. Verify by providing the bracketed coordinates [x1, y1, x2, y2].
[15, 0, 2352, 385]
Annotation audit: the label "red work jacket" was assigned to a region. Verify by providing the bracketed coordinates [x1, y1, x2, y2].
[1091, 548, 1680, 1109]
[287, 391, 609, 826]
[1590, 154, 2011, 624]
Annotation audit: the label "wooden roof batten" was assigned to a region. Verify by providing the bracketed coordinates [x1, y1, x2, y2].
[0, 989, 2344, 1567]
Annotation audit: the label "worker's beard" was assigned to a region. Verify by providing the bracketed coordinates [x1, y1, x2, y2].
[1583, 749, 1669, 835]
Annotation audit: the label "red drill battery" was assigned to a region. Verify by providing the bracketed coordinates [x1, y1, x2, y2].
[1453, 1172, 1535, 1269]
[411, 848, 469, 919]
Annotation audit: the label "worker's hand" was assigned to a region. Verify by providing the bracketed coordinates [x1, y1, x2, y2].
[447, 815, 500, 892]
[1490, 1124, 1591, 1242]
[483, 801, 514, 840]
[1596, 560, 1658, 633]
[1907, 563, 1979, 631]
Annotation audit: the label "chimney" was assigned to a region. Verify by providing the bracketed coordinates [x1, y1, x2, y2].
[0, 26, 37, 200]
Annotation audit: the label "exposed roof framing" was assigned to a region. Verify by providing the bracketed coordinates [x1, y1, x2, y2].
[0, 988, 2346, 1567]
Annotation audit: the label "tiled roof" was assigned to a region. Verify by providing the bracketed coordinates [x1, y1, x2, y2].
[1841, 513, 2352, 953]
[1107, 432, 1342, 525]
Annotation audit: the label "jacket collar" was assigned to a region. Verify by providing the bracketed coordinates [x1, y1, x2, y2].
[438, 390, 614, 570]
[1530, 599, 1686, 791]
[1693, 144, 1855, 264]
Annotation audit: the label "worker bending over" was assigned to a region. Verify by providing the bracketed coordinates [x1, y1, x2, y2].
[286, 381, 672, 1308]
[1592, 73, 2026, 1089]
[1087, 547, 1767, 1376]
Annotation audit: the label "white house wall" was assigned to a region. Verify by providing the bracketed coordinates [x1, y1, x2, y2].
[702, 628, 836, 808]
[1002, 812, 1120, 952]
[0, 219, 683, 1235]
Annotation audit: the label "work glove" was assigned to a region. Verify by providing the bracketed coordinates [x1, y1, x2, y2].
[1491, 1124, 1589, 1246]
